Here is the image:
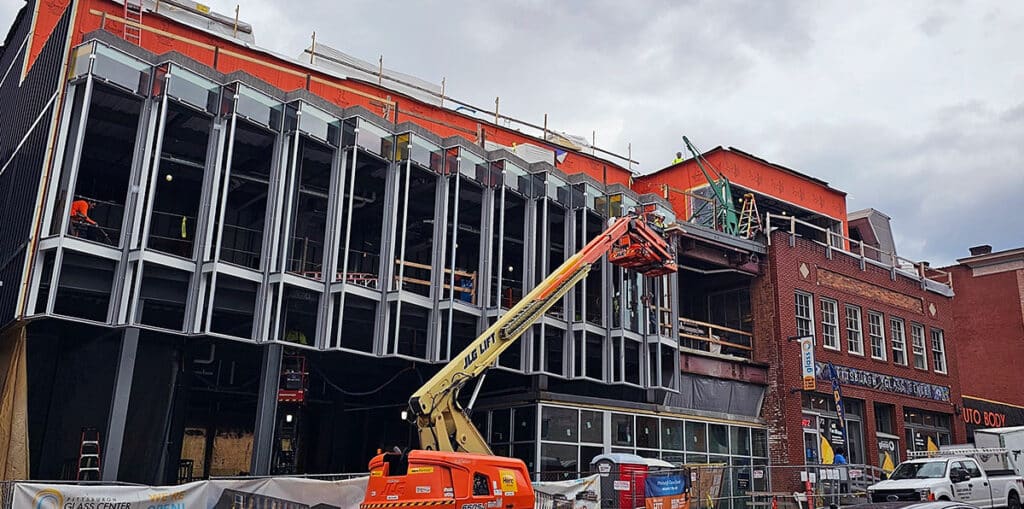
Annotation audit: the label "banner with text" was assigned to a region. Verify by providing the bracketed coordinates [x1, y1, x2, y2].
[798, 337, 816, 390]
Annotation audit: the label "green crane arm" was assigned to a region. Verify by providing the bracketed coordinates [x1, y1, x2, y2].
[682, 136, 739, 234]
[409, 212, 677, 454]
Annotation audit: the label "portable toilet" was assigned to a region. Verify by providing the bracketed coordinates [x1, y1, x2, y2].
[591, 453, 650, 509]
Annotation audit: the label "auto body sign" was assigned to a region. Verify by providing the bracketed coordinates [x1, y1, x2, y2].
[798, 337, 816, 390]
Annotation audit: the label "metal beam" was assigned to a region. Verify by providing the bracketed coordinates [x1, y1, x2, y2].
[250, 343, 282, 475]
[102, 326, 139, 481]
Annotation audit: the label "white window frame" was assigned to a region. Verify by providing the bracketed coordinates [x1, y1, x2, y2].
[890, 317, 908, 366]
[845, 304, 864, 355]
[910, 323, 928, 370]
[868, 311, 886, 361]
[795, 291, 814, 338]
[820, 298, 840, 351]
[931, 328, 947, 374]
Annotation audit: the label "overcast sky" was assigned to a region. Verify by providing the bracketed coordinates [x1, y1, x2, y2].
[3, 1, 1022, 265]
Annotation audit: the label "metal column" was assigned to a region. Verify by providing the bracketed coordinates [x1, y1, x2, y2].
[101, 326, 139, 481]
[250, 343, 283, 475]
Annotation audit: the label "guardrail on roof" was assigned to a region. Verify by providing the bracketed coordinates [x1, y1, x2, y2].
[765, 213, 953, 296]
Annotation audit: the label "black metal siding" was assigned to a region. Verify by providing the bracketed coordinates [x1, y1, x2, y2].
[0, 0, 73, 328]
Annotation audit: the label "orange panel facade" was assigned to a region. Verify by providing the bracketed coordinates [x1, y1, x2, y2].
[49, 0, 633, 187]
[634, 148, 848, 230]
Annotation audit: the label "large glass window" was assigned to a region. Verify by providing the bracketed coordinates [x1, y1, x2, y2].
[868, 311, 886, 360]
[890, 317, 908, 365]
[389, 302, 430, 358]
[392, 165, 439, 297]
[911, 323, 928, 370]
[53, 252, 115, 322]
[443, 176, 483, 305]
[685, 421, 708, 452]
[795, 291, 813, 337]
[541, 200, 567, 318]
[541, 406, 578, 442]
[574, 209, 605, 325]
[440, 310, 478, 362]
[845, 304, 864, 355]
[336, 294, 376, 353]
[492, 185, 526, 308]
[135, 264, 189, 331]
[820, 298, 839, 350]
[276, 285, 320, 346]
[53, 83, 144, 246]
[612, 414, 633, 447]
[931, 329, 947, 374]
[217, 118, 275, 269]
[209, 275, 258, 339]
[147, 100, 213, 257]
[338, 150, 387, 286]
[283, 136, 334, 277]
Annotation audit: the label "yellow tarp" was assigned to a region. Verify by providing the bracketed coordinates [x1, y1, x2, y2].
[0, 323, 30, 479]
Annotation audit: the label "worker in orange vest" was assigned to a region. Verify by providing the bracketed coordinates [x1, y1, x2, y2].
[69, 199, 98, 238]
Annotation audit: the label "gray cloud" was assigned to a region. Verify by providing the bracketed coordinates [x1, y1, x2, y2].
[1, 0, 1021, 265]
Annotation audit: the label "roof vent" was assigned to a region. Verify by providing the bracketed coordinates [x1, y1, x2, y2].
[969, 245, 993, 256]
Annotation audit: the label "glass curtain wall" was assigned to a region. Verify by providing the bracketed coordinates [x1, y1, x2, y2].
[442, 148, 484, 305]
[214, 85, 281, 270]
[478, 404, 770, 480]
[143, 66, 218, 258]
[490, 161, 529, 310]
[49, 65, 148, 246]
[278, 103, 340, 279]
[336, 118, 390, 287]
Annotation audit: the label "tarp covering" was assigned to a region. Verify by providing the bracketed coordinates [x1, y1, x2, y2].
[533, 474, 601, 509]
[15, 475, 369, 508]
[0, 323, 29, 479]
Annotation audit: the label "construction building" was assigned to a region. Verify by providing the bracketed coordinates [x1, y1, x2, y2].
[945, 245, 1024, 437]
[0, 0, 961, 497]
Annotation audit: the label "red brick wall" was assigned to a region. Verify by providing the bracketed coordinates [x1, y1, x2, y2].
[755, 231, 963, 473]
[947, 265, 1024, 407]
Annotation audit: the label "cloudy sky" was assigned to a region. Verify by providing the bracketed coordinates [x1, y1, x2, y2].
[3, 1, 1022, 265]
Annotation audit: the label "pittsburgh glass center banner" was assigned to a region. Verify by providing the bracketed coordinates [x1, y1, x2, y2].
[16, 475, 369, 509]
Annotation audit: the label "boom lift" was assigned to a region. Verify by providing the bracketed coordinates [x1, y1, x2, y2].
[361, 211, 678, 509]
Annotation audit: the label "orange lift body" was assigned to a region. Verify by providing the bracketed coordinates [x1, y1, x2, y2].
[362, 450, 534, 509]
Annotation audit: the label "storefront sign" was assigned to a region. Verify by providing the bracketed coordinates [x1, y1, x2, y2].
[962, 396, 1024, 435]
[815, 362, 950, 402]
[799, 337, 816, 390]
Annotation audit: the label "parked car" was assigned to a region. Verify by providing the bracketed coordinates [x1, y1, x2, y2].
[867, 455, 1023, 509]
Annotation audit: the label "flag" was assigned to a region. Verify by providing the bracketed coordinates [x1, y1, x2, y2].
[882, 451, 895, 474]
[927, 436, 939, 453]
[827, 363, 849, 447]
[820, 435, 835, 465]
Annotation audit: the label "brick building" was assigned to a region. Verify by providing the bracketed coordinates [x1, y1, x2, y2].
[756, 230, 962, 470]
[946, 245, 1024, 437]
[636, 150, 963, 476]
